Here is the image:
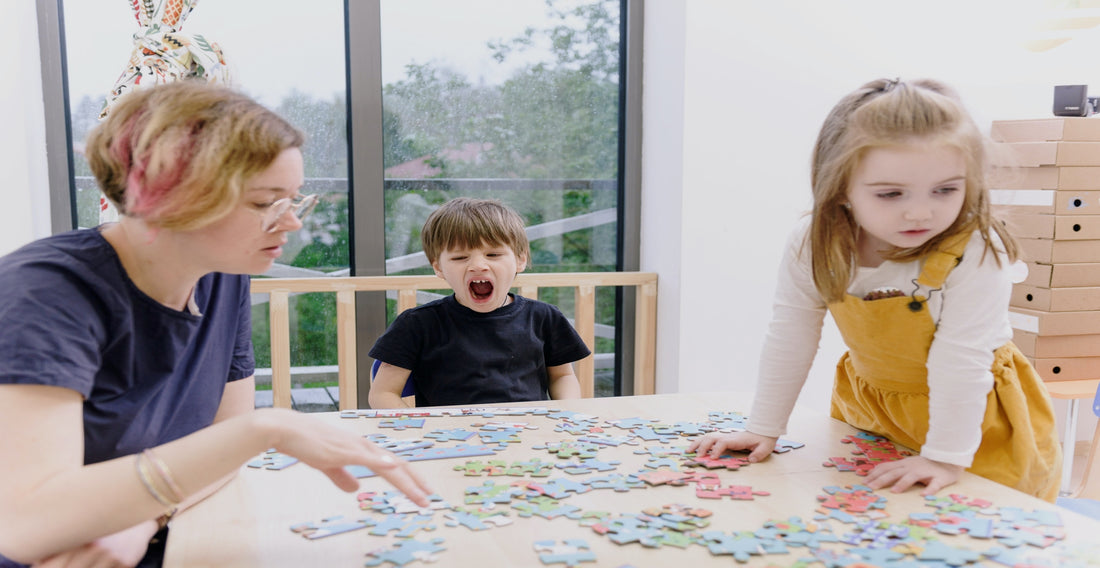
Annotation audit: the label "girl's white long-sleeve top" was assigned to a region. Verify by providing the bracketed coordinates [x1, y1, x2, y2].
[747, 217, 1019, 467]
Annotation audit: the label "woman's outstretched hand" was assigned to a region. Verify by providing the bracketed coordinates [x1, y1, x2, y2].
[261, 409, 434, 506]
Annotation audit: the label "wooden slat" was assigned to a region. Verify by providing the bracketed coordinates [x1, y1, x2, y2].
[249, 272, 658, 294]
[397, 289, 417, 314]
[518, 285, 538, 299]
[634, 281, 658, 395]
[334, 288, 357, 411]
[574, 284, 596, 397]
[268, 290, 292, 409]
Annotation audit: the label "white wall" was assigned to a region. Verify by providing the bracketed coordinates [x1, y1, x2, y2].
[641, 0, 1099, 441]
[1, 2, 51, 256]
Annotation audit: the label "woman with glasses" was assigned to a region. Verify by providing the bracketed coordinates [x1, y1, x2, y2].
[0, 81, 432, 567]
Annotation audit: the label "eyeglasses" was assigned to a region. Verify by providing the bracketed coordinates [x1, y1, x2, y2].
[261, 194, 318, 233]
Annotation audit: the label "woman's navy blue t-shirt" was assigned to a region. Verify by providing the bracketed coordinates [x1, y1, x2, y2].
[0, 228, 254, 566]
[0, 228, 254, 464]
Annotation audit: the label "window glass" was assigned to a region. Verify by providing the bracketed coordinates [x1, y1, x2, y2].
[380, 0, 622, 395]
[59, 0, 625, 400]
[62, 0, 348, 397]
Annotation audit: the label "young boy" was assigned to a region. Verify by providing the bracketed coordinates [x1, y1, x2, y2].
[367, 197, 590, 408]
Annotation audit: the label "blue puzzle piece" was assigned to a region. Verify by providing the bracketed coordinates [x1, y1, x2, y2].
[520, 477, 593, 499]
[366, 513, 436, 537]
[378, 417, 426, 430]
[918, 539, 983, 566]
[511, 495, 582, 519]
[364, 537, 446, 567]
[246, 449, 298, 470]
[555, 458, 622, 475]
[289, 515, 370, 539]
[773, 438, 805, 453]
[423, 428, 476, 442]
[533, 539, 596, 567]
[700, 531, 778, 562]
[443, 506, 512, 531]
[583, 473, 646, 492]
[706, 411, 748, 430]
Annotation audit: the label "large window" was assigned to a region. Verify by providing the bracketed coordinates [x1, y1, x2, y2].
[44, 0, 642, 406]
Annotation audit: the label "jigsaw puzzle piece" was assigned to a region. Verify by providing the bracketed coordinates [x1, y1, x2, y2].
[533, 539, 597, 567]
[289, 515, 371, 539]
[246, 449, 299, 470]
[364, 537, 446, 567]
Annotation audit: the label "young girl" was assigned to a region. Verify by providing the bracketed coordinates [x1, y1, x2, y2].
[0, 82, 431, 567]
[690, 78, 1062, 502]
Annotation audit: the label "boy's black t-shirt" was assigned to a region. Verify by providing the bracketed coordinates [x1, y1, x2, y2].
[369, 294, 591, 406]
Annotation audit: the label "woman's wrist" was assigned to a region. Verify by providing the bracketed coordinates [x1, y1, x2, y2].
[250, 407, 294, 450]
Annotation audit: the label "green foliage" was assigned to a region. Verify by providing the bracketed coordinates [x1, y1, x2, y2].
[274, 90, 348, 179]
[291, 196, 351, 273]
[247, 0, 625, 385]
[381, 0, 620, 180]
[292, 293, 337, 366]
[384, 105, 437, 169]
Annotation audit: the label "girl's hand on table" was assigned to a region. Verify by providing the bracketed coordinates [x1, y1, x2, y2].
[688, 431, 778, 463]
[864, 455, 964, 496]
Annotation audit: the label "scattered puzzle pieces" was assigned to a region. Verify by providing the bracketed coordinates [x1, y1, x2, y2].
[682, 452, 752, 471]
[443, 505, 513, 531]
[287, 408, 1095, 568]
[817, 484, 889, 514]
[511, 495, 583, 519]
[695, 483, 771, 501]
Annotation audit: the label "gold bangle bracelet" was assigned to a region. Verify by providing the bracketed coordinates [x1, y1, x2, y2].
[142, 449, 185, 503]
[135, 453, 178, 510]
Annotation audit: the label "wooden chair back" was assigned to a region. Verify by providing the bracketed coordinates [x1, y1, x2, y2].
[250, 272, 658, 410]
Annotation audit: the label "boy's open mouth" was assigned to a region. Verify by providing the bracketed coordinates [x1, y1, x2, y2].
[469, 280, 494, 301]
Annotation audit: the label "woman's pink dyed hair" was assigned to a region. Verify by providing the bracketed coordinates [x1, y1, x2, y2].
[86, 80, 304, 230]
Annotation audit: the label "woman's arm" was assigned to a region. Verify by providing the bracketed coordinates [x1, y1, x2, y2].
[0, 383, 432, 564]
[173, 376, 259, 512]
[28, 378, 261, 566]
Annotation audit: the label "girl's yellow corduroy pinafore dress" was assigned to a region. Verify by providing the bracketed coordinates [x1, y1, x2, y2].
[827, 233, 1062, 502]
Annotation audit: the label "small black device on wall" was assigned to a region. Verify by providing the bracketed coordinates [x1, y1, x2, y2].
[1053, 85, 1099, 117]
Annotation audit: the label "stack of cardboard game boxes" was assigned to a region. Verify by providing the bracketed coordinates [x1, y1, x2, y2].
[991, 118, 1100, 382]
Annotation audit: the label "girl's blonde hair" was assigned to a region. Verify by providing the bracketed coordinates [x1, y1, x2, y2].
[809, 77, 1018, 302]
[421, 197, 530, 264]
[85, 80, 304, 231]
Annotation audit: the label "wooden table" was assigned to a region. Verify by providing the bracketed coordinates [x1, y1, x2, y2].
[164, 393, 1100, 567]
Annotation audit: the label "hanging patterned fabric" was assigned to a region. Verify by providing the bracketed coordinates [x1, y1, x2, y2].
[98, 0, 231, 223]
